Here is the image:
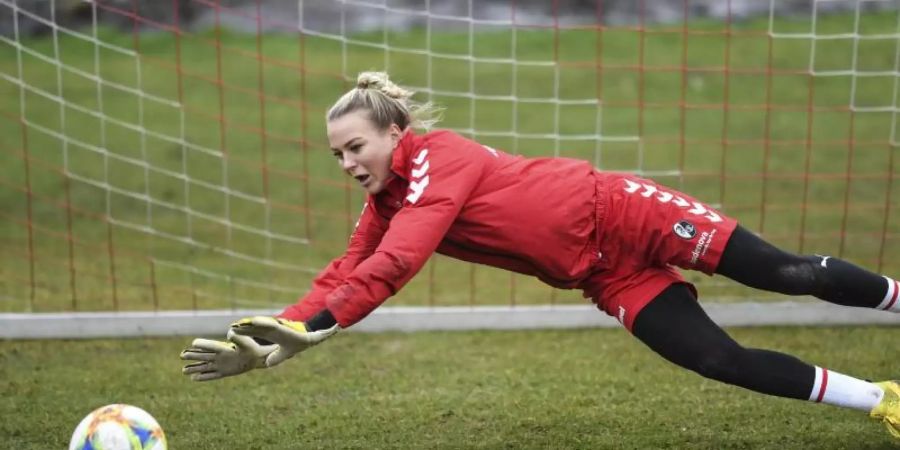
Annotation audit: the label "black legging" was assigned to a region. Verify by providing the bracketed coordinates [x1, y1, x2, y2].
[715, 225, 887, 308]
[631, 225, 887, 400]
[633, 283, 816, 399]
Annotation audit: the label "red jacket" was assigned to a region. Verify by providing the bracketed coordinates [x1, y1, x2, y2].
[280, 130, 603, 327]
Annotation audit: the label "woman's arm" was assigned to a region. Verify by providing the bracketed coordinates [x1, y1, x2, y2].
[278, 200, 386, 323]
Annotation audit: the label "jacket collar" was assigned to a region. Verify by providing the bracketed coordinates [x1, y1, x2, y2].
[389, 129, 419, 182]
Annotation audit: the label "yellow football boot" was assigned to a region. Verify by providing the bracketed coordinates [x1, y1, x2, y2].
[870, 381, 900, 439]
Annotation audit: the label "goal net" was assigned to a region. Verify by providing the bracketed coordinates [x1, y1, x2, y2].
[1, 0, 898, 337]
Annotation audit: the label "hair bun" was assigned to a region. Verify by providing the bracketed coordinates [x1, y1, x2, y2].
[328, 71, 441, 130]
[356, 72, 384, 91]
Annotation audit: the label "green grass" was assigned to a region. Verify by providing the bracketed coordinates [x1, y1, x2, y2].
[1, 326, 898, 449]
[1, 11, 899, 312]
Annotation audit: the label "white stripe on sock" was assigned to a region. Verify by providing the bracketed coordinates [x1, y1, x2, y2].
[809, 366, 884, 411]
[809, 366, 825, 402]
[877, 277, 900, 312]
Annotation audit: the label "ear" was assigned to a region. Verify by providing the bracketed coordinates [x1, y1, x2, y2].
[389, 123, 405, 146]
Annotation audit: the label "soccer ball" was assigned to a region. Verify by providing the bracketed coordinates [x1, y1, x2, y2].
[69, 404, 167, 450]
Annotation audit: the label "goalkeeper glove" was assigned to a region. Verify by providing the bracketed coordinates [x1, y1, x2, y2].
[179, 329, 276, 382]
[230, 316, 340, 367]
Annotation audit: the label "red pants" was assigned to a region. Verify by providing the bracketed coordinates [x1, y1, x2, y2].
[581, 173, 738, 331]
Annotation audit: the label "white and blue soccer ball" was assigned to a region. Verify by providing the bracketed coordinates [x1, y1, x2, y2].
[69, 404, 167, 450]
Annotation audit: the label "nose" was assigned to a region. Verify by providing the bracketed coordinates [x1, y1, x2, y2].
[340, 153, 356, 171]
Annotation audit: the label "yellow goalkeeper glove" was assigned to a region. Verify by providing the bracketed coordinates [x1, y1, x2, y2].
[230, 316, 340, 367]
[179, 329, 276, 382]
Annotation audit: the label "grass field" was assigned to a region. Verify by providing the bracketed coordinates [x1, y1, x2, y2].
[1, 325, 898, 449]
[2, 10, 899, 312]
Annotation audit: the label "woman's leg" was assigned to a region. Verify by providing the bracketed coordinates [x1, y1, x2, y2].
[634, 283, 813, 399]
[716, 225, 898, 311]
[631, 283, 885, 410]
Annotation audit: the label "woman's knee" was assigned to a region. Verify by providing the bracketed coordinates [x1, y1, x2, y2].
[771, 255, 826, 296]
[717, 226, 826, 296]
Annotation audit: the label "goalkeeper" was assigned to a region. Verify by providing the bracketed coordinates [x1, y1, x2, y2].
[181, 71, 900, 438]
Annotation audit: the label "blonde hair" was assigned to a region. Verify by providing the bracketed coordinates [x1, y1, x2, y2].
[327, 71, 442, 131]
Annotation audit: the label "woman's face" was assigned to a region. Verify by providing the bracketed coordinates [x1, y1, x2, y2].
[327, 110, 402, 195]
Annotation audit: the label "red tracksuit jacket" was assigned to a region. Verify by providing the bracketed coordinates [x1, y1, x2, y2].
[280, 130, 603, 327]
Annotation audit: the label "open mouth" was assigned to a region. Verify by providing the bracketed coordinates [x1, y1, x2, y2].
[354, 174, 371, 185]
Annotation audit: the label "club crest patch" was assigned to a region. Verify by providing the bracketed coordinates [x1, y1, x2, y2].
[673, 220, 696, 240]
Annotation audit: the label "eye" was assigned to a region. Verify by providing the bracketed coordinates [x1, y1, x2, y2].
[332, 151, 343, 160]
[349, 144, 363, 153]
